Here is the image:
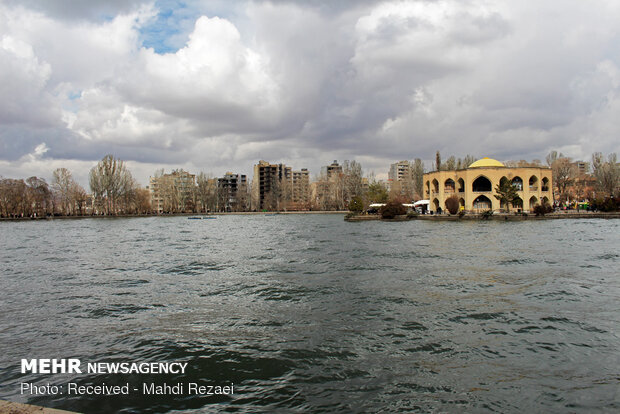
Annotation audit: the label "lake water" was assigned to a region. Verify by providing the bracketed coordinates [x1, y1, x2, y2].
[0, 215, 619, 413]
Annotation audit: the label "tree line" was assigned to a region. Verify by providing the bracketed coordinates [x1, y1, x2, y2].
[0, 155, 150, 218]
[546, 151, 619, 204]
[2, 151, 618, 218]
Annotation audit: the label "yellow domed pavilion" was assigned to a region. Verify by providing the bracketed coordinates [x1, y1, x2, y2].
[423, 157, 553, 213]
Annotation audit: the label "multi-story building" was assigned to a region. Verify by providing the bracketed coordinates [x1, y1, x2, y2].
[388, 161, 412, 182]
[251, 160, 292, 211]
[573, 161, 590, 176]
[388, 160, 414, 197]
[217, 172, 248, 212]
[321, 160, 343, 180]
[290, 168, 310, 209]
[149, 169, 196, 214]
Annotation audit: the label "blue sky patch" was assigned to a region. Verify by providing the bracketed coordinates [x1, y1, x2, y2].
[139, 0, 193, 53]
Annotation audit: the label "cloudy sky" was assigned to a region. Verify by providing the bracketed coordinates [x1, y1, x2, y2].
[1, 0, 620, 186]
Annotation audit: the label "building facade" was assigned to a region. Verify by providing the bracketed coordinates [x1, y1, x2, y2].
[149, 169, 196, 214]
[251, 160, 292, 211]
[321, 160, 343, 180]
[388, 160, 414, 197]
[423, 157, 553, 213]
[290, 169, 310, 209]
[217, 172, 248, 212]
[388, 161, 412, 182]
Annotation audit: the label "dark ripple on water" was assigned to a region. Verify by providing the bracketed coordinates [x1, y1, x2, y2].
[0, 216, 619, 413]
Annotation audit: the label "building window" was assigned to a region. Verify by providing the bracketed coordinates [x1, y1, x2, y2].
[472, 176, 492, 192]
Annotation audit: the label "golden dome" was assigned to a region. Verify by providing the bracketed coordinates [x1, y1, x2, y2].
[468, 157, 505, 168]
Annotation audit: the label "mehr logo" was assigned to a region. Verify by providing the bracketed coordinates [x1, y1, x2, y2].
[21, 359, 82, 374]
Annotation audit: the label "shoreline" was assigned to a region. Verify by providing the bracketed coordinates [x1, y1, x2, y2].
[0, 211, 348, 222]
[345, 212, 620, 221]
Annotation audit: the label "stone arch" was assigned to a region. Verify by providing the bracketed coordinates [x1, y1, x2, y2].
[425, 180, 430, 195]
[459, 197, 465, 207]
[542, 196, 549, 205]
[472, 175, 492, 192]
[512, 197, 523, 210]
[529, 196, 538, 210]
[473, 195, 492, 211]
[432, 179, 439, 193]
[511, 176, 523, 191]
[542, 177, 550, 191]
[529, 175, 538, 190]
[444, 178, 455, 193]
[458, 178, 465, 193]
[432, 198, 440, 211]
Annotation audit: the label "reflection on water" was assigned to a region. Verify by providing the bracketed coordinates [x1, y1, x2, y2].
[0, 216, 619, 413]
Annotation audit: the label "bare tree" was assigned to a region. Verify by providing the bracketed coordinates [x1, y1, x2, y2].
[444, 156, 456, 171]
[71, 182, 88, 215]
[462, 154, 476, 168]
[547, 152, 575, 203]
[0, 178, 28, 217]
[133, 188, 152, 214]
[196, 172, 217, 212]
[592, 152, 619, 197]
[26, 177, 52, 217]
[52, 168, 76, 215]
[89, 155, 135, 214]
[343, 160, 363, 205]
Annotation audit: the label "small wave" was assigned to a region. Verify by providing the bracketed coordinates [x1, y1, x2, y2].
[513, 325, 541, 333]
[165, 260, 230, 275]
[540, 316, 608, 333]
[498, 258, 535, 265]
[401, 321, 428, 331]
[84, 304, 150, 318]
[450, 312, 505, 324]
[405, 342, 453, 354]
[595, 253, 618, 260]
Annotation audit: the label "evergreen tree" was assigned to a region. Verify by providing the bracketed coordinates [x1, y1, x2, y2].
[494, 178, 519, 212]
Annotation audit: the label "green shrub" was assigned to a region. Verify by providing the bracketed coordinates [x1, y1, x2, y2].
[480, 210, 493, 220]
[348, 196, 364, 213]
[406, 210, 418, 219]
[380, 201, 407, 219]
[591, 197, 619, 212]
[533, 202, 553, 216]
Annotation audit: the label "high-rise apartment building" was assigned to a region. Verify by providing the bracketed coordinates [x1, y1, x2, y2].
[389, 160, 412, 182]
[321, 160, 343, 180]
[252, 160, 292, 211]
[149, 169, 196, 214]
[573, 161, 590, 176]
[290, 168, 310, 209]
[217, 172, 248, 212]
[388, 160, 414, 197]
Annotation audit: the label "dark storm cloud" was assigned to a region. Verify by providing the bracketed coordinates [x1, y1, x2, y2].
[5, 0, 147, 20]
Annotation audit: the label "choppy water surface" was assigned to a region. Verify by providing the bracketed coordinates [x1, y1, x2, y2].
[0, 215, 619, 413]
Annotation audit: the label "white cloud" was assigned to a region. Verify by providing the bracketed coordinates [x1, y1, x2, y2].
[1, 0, 620, 188]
